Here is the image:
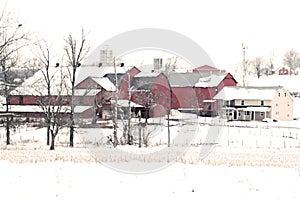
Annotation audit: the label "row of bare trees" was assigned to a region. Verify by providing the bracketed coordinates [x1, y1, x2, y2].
[242, 49, 300, 80]
[1, 6, 90, 149]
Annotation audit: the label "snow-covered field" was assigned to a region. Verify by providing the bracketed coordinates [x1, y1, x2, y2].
[0, 115, 300, 199]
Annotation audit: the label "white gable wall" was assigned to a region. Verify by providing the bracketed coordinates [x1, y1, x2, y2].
[271, 87, 293, 121]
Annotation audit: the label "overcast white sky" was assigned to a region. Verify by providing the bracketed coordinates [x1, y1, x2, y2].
[2, 0, 300, 74]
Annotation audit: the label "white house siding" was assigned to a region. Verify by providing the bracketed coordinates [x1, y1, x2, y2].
[271, 87, 293, 121]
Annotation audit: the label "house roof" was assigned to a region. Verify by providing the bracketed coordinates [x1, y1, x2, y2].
[168, 72, 228, 87]
[214, 86, 284, 101]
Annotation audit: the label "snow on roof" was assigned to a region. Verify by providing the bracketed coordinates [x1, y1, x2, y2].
[248, 74, 300, 93]
[10, 67, 71, 96]
[134, 72, 160, 78]
[111, 99, 143, 107]
[91, 77, 116, 91]
[214, 86, 282, 101]
[74, 106, 92, 113]
[195, 74, 227, 87]
[242, 107, 271, 112]
[75, 89, 101, 96]
[75, 66, 132, 86]
[0, 105, 70, 113]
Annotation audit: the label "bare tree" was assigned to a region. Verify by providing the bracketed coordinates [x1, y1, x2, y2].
[0, 7, 29, 145]
[283, 49, 300, 75]
[250, 57, 264, 78]
[64, 28, 90, 147]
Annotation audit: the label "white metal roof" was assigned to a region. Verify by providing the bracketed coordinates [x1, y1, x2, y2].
[214, 86, 281, 101]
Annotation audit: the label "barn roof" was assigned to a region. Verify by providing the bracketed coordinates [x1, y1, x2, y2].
[131, 72, 161, 90]
[90, 77, 116, 91]
[168, 72, 228, 87]
[75, 89, 101, 96]
[192, 65, 226, 73]
[10, 66, 71, 96]
[104, 73, 125, 86]
[10, 66, 129, 96]
[1, 105, 70, 113]
[75, 66, 133, 86]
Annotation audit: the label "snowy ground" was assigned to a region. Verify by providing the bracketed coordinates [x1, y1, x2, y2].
[0, 115, 300, 199]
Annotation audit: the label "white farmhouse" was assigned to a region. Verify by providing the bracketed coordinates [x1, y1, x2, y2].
[214, 86, 293, 121]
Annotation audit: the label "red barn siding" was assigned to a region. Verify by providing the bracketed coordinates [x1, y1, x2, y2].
[171, 87, 198, 109]
[131, 73, 171, 117]
[119, 67, 141, 100]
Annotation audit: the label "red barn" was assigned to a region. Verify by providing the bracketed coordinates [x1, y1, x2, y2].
[131, 72, 171, 118]
[169, 71, 237, 116]
[74, 76, 116, 119]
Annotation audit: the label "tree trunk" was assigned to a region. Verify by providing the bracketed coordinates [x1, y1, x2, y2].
[50, 131, 55, 150]
[70, 123, 74, 147]
[46, 123, 50, 145]
[6, 116, 10, 145]
[138, 114, 142, 148]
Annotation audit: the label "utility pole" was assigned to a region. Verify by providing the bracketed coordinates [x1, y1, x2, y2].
[113, 57, 118, 147]
[242, 43, 247, 86]
[127, 72, 132, 145]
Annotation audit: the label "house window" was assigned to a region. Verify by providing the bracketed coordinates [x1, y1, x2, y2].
[261, 101, 264, 106]
[287, 101, 290, 107]
[276, 112, 279, 115]
[225, 101, 230, 106]
[238, 110, 241, 116]
[260, 112, 264, 117]
[276, 103, 278, 107]
[241, 100, 244, 105]
[246, 111, 250, 115]
[284, 93, 287, 97]
[278, 93, 280, 97]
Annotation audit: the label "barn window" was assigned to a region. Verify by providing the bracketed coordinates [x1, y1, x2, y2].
[19, 96, 24, 105]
